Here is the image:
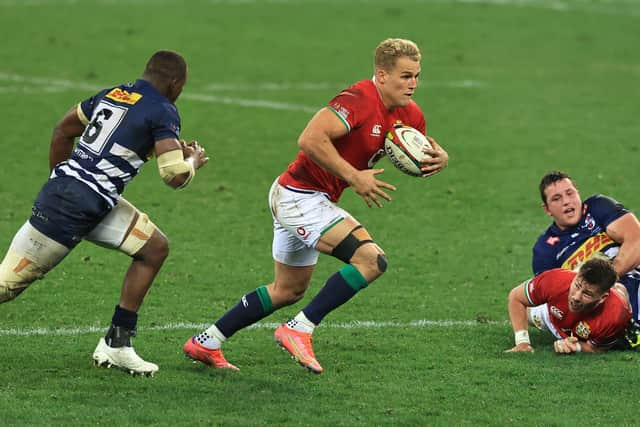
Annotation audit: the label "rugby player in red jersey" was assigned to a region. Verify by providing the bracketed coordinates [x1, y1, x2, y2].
[506, 257, 631, 353]
[184, 38, 449, 373]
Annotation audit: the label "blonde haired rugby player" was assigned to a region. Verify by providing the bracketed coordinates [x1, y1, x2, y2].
[184, 38, 448, 373]
[0, 50, 208, 376]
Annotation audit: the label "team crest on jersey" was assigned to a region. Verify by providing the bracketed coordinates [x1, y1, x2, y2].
[575, 321, 591, 339]
[583, 213, 596, 231]
[550, 306, 564, 319]
[546, 236, 560, 246]
[106, 88, 142, 105]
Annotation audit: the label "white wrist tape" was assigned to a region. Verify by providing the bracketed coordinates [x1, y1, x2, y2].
[514, 330, 530, 345]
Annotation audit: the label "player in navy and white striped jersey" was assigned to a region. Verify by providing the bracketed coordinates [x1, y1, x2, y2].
[0, 50, 208, 375]
[532, 171, 640, 329]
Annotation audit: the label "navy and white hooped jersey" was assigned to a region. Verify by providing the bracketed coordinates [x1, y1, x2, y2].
[52, 79, 180, 207]
[532, 194, 640, 318]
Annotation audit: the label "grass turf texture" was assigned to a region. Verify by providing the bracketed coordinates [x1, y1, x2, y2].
[1, 0, 640, 425]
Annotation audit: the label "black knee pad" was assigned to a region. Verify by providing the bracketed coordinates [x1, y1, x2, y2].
[377, 253, 388, 273]
[331, 226, 373, 264]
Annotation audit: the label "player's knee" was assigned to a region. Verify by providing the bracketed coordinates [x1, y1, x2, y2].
[0, 251, 46, 303]
[136, 233, 169, 266]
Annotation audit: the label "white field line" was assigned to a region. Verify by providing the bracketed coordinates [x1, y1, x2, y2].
[0, 320, 507, 337]
[0, 72, 483, 113]
[202, 80, 486, 91]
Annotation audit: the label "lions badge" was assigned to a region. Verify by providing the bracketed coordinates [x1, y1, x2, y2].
[575, 321, 591, 339]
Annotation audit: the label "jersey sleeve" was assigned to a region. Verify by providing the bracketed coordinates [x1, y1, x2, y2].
[532, 236, 558, 275]
[151, 103, 181, 142]
[78, 88, 111, 125]
[586, 194, 629, 228]
[327, 88, 372, 133]
[523, 269, 557, 306]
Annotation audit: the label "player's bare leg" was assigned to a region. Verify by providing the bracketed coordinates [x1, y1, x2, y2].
[276, 217, 386, 373]
[93, 228, 168, 376]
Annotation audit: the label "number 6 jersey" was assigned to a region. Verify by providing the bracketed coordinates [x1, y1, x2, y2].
[52, 79, 181, 207]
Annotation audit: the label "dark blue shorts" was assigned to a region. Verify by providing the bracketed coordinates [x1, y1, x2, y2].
[29, 176, 112, 249]
[620, 276, 640, 321]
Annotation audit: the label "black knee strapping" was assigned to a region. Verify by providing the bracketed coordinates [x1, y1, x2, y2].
[377, 253, 388, 272]
[331, 226, 373, 263]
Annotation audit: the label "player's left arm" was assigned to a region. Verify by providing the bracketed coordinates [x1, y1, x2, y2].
[553, 337, 604, 354]
[49, 104, 86, 171]
[420, 136, 449, 177]
[606, 212, 640, 277]
[155, 138, 208, 189]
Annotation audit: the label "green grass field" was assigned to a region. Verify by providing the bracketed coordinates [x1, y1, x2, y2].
[1, 0, 640, 425]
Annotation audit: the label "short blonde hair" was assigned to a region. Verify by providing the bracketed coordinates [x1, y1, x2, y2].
[374, 38, 421, 71]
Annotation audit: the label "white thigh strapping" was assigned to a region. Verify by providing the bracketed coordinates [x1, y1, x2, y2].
[268, 180, 349, 267]
[85, 197, 137, 249]
[527, 304, 562, 339]
[9, 221, 70, 270]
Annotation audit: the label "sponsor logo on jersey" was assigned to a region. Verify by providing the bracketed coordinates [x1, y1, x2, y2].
[550, 305, 564, 319]
[106, 88, 142, 105]
[575, 321, 591, 339]
[561, 233, 614, 271]
[371, 124, 382, 136]
[546, 236, 560, 246]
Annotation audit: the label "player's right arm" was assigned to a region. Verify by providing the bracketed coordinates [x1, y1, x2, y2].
[505, 282, 535, 353]
[49, 104, 87, 171]
[155, 138, 208, 189]
[298, 108, 396, 208]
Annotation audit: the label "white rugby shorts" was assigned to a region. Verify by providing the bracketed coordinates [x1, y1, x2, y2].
[527, 304, 563, 339]
[269, 180, 349, 267]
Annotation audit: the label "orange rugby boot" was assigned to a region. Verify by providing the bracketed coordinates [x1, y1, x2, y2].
[183, 336, 239, 371]
[274, 323, 323, 374]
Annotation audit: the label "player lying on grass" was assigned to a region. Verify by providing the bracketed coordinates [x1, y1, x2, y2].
[506, 257, 633, 353]
[532, 170, 640, 326]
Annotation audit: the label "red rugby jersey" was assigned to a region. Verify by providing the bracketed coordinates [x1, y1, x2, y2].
[278, 79, 425, 202]
[525, 269, 631, 347]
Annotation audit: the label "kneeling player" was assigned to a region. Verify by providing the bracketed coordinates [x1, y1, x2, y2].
[506, 258, 632, 353]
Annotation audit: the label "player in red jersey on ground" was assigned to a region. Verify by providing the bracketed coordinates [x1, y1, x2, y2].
[184, 38, 448, 373]
[506, 257, 631, 353]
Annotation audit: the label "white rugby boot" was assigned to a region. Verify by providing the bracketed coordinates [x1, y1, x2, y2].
[92, 325, 158, 377]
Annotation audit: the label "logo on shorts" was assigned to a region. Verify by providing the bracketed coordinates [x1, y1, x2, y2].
[550, 306, 564, 320]
[297, 227, 310, 239]
[241, 295, 248, 307]
[575, 321, 591, 339]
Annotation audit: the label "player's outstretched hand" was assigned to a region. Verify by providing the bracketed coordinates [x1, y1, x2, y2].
[504, 343, 534, 353]
[181, 140, 209, 170]
[553, 336, 580, 354]
[420, 136, 449, 177]
[349, 168, 396, 208]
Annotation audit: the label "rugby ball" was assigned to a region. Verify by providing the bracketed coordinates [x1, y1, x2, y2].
[384, 125, 432, 177]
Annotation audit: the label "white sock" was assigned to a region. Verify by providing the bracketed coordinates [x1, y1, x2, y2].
[287, 312, 315, 334]
[195, 325, 227, 349]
